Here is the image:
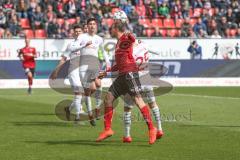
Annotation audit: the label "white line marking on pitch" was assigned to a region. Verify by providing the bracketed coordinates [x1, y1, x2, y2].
[169, 93, 240, 100]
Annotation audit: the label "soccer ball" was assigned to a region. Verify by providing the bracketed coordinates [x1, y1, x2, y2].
[113, 10, 128, 23]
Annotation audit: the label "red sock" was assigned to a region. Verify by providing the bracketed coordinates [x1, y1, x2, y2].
[140, 106, 154, 130]
[104, 106, 113, 130]
[28, 76, 33, 86]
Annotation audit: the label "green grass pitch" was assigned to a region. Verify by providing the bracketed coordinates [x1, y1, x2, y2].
[0, 87, 240, 160]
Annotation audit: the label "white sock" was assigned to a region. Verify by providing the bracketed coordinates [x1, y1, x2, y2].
[85, 96, 92, 115]
[70, 95, 82, 119]
[151, 106, 162, 131]
[123, 111, 131, 137]
[95, 86, 102, 109]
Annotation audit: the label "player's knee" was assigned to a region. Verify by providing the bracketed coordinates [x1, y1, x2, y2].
[124, 107, 131, 112]
[134, 95, 146, 108]
[104, 92, 114, 106]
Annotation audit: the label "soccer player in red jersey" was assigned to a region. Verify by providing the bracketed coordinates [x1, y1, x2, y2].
[96, 22, 157, 145]
[18, 38, 37, 94]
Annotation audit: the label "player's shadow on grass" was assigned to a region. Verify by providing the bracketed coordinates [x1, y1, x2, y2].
[179, 124, 240, 128]
[26, 140, 151, 147]
[11, 121, 89, 128]
[21, 113, 56, 116]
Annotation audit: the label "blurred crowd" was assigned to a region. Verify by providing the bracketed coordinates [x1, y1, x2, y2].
[0, 0, 240, 38]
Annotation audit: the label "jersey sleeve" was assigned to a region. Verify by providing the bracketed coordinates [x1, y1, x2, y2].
[62, 43, 71, 58]
[68, 35, 86, 52]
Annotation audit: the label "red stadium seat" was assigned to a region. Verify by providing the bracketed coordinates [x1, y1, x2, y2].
[193, 8, 203, 17]
[23, 29, 34, 38]
[20, 18, 30, 29]
[163, 18, 175, 28]
[112, 7, 121, 14]
[63, 0, 69, 4]
[144, 28, 155, 37]
[138, 18, 149, 25]
[102, 18, 114, 26]
[189, 9, 193, 17]
[230, 29, 237, 37]
[67, 18, 77, 25]
[151, 18, 163, 28]
[35, 29, 47, 38]
[175, 19, 184, 28]
[159, 29, 167, 37]
[189, 18, 197, 26]
[168, 29, 179, 37]
[0, 28, 4, 38]
[57, 18, 65, 26]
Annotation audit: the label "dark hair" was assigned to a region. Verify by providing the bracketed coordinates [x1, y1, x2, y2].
[73, 24, 83, 30]
[87, 18, 97, 24]
[192, 41, 197, 45]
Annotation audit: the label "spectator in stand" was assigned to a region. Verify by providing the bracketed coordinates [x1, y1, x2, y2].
[64, 0, 80, 18]
[207, 19, 218, 35]
[133, 22, 144, 37]
[226, 8, 238, 29]
[192, 0, 203, 9]
[135, 0, 146, 18]
[3, 0, 14, 13]
[236, 28, 240, 38]
[181, 0, 190, 18]
[193, 18, 207, 36]
[3, 28, 13, 38]
[31, 5, 46, 30]
[47, 17, 59, 38]
[121, 0, 132, 16]
[171, 0, 182, 20]
[197, 28, 209, 38]
[0, 7, 6, 29]
[217, 16, 229, 37]
[56, 28, 67, 39]
[214, 7, 223, 23]
[149, 0, 158, 18]
[100, 0, 112, 18]
[158, 1, 169, 18]
[45, 4, 56, 22]
[211, 29, 222, 38]
[16, 0, 28, 18]
[180, 17, 192, 37]
[82, 23, 88, 33]
[8, 14, 21, 37]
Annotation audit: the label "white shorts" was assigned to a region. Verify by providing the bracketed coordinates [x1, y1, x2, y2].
[79, 65, 99, 89]
[67, 68, 83, 93]
[124, 86, 156, 108]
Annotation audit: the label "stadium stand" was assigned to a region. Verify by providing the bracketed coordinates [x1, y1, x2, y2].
[0, 0, 239, 38]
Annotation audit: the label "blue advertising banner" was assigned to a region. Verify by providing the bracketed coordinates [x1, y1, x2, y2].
[0, 60, 239, 79]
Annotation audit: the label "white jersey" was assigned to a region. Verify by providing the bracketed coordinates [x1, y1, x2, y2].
[62, 39, 82, 92]
[132, 40, 150, 76]
[62, 38, 81, 73]
[77, 33, 110, 71]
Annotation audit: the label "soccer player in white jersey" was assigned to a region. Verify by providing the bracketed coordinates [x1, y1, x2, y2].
[113, 10, 164, 143]
[50, 25, 89, 122]
[122, 40, 164, 143]
[77, 18, 110, 125]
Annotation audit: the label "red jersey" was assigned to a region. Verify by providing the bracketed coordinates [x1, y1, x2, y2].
[19, 47, 37, 68]
[111, 33, 138, 74]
